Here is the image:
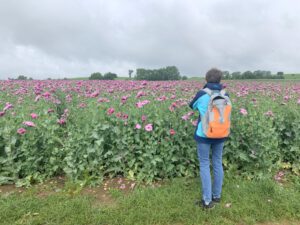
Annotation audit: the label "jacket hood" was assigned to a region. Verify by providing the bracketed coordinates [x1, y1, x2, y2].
[203, 83, 223, 90]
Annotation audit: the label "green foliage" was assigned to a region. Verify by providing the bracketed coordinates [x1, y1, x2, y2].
[223, 70, 284, 80]
[135, 66, 181, 80]
[0, 80, 299, 187]
[182, 75, 188, 80]
[89, 72, 103, 80]
[89, 72, 118, 80]
[128, 69, 134, 79]
[103, 72, 117, 80]
[16, 75, 28, 80]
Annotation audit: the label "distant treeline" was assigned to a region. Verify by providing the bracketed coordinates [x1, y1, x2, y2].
[135, 66, 187, 81]
[11, 68, 286, 81]
[222, 71, 284, 80]
[89, 72, 118, 80]
[9, 75, 34, 80]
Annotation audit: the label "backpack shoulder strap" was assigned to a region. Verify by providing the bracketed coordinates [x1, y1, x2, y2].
[202, 88, 213, 96]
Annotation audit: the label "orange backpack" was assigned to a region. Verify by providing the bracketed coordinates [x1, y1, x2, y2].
[202, 88, 232, 138]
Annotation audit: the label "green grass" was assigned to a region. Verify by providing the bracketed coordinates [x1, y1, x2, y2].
[188, 76, 205, 81]
[284, 74, 300, 80]
[69, 77, 130, 80]
[189, 74, 300, 81]
[1, 177, 300, 225]
[68, 77, 89, 80]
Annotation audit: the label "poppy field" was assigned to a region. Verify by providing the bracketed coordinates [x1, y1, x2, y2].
[0, 80, 299, 187]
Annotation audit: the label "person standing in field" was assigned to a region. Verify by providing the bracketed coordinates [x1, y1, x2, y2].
[189, 68, 231, 209]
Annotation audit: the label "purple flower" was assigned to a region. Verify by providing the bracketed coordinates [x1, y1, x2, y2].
[141, 115, 147, 122]
[183, 114, 190, 120]
[240, 108, 248, 116]
[3, 102, 13, 111]
[144, 124, 153, 132]
[264, 111, 274, 117]
[30, 113, 38, 119]
[47, 108, 54, 113]
[107, 108, 115, 115]
[191, 120, 198, 126]
[23, 121, 36, 127]
[57, 118, 66, 125]
[136, 100, 150, 108]
[17, 128, 26, 135]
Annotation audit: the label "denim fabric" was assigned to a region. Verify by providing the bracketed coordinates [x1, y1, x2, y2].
[197, 141, 224, 204]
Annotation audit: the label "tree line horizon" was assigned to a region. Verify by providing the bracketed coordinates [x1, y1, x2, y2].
[9, 67, 288, 81]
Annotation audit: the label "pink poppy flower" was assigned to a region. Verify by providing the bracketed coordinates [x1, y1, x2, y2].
[3, 102, 13, 111]
[264, 111, 274, 117]
[35, 95, 41, 102]
[121, 96, 128, 101]
[141, 115, 147, 122]
[42, 92, 51, 98]
[181, 114, 189, 121]
[156, 96, 168, 101]
[145, 124, 153, 132]
[121, 96, 129, 104]
[107, 108, 115, 115]
[23, 121, 36, 127]
[187, 111, 194, 116]
[136, 100, 150, 108]
[135, 124, 142, 129]
[57, 118, 66, 125]
[48, 108, 54, 113]
[170, 129, 176, 135]
[97, 97, 110, 103]
[168, 106, 175, 112]
[116, 112, 122, 118]
[297, 99, 300, 104]
[240, 108, 248, 116]
[17, 128, 26, 135]
[136, 91, 146, 98]
[66, 94, 72, 102]
[90, 91, 99, 98]
[30, 113, 38, 119]
[78, 103, 87, 108]
[191, 120, 198, 126]
[284, 95, 290, 101]
[136, 102, 144, 108]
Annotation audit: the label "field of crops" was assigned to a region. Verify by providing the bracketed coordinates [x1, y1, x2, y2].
[0, 80, 299, 187]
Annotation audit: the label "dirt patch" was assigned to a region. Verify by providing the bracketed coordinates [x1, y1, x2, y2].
[81, 177, 164, 206]
[0, 184, 25, 196]
[0, 176, 165, 205]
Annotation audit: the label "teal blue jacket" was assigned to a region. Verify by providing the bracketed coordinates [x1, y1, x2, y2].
[189, 83, 228, 144]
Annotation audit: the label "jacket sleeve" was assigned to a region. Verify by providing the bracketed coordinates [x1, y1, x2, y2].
[189, 91, 205, 110]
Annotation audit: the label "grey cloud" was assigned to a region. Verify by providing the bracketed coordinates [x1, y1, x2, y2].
[0, 0, 300, 79]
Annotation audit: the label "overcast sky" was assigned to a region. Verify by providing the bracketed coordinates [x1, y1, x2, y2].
[0, 0, 300, 79]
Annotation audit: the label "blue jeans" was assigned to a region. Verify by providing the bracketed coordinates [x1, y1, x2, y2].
[197, 142, 224, 204]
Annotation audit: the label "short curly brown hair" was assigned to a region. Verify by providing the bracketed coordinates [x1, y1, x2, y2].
[205, 68, 223, 83]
